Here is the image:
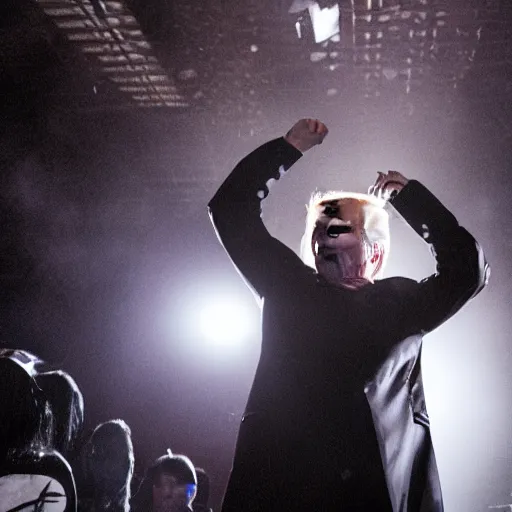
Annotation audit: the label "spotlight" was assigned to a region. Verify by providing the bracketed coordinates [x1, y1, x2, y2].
[198, 298, 257, 346]
[290, 2, 340, 44]
[308, 2, 340, 43]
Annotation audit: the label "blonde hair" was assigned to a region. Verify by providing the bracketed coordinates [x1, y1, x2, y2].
[300, 191, 390, 278]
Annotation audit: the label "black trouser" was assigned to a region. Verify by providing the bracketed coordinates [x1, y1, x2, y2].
[221, 412, 393, 512]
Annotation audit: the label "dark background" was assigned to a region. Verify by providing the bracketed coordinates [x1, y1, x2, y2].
[1, 1, 511, 510]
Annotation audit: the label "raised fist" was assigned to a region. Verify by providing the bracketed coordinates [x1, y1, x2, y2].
[284, 118, 328, 153]
[368, 170, 409, 201]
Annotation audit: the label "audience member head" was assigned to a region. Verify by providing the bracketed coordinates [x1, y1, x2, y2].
[79, 419, 134, 512]
[0, 348, 43, 376]
[192, 468, 211, 512]
[36, 370, 84, 457]
[134, 450, 197, 512]
[0, 355, 52, 461]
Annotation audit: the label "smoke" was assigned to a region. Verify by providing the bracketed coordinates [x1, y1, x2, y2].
[3, 151, 87, 287]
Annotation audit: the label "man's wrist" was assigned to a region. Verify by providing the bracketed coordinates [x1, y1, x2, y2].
[283, 135, 304, 154]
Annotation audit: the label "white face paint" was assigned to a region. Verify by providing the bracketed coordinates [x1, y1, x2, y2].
[311, 198, 383, 288]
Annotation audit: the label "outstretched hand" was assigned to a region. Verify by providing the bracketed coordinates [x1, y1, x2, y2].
[368, 170, 409, 201]
[284, 119, 328, 153]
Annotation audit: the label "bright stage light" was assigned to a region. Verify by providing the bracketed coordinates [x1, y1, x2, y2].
[198, 298, 257, 346]
[290, 1, 340, 43]
[308, 2, 340, 43]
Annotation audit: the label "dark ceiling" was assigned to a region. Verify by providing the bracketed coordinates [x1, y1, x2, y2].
[3, 1, 511, 111]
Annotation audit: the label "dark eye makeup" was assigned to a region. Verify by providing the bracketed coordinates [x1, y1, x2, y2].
[323, 204, 338, 217]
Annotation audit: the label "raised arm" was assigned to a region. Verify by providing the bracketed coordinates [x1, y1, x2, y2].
[373, 173, 489, 334]
[208, 119, 328, 299]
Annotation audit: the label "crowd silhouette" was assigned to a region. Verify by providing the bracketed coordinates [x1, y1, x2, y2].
[0, 349, 213, 512]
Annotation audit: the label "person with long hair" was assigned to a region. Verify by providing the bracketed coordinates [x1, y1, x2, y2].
[76, 419, 134, 512]
[0, 353, 77, 511]
[36, 370, 84, 459]
[0, 349, 85, 459]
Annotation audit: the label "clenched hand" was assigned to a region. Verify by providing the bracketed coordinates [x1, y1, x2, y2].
[284, 119, 329, 153]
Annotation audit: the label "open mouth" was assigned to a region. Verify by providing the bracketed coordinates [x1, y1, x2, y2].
[326, 225, 353, 238]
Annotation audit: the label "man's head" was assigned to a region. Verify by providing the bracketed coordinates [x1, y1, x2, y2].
[150, 452, 197, 512]
[301, 191, 390, 285]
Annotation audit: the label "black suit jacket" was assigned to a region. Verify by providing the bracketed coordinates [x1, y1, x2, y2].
[208, 137, 489, 511]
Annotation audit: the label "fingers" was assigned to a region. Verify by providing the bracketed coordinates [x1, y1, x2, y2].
[369, 170, 408, 199]
[374, 171, 387, 188]
[317, 121, 328, 137]
[303, 118, 328, 134]
[370, 171, 392, 197]
[368, 171, 386, 196]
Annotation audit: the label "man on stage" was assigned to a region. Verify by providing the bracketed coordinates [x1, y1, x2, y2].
[208, 119, 489, 511]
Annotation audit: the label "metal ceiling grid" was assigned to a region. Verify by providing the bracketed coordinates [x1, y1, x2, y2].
[36, 0, 189, 108]
[302, 0, 489, 99]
